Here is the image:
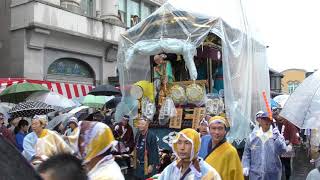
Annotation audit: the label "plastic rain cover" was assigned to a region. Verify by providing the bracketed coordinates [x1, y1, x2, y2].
[116, 0, 270, 144]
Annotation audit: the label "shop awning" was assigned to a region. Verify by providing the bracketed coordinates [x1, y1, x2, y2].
[0, 78, 93, 99]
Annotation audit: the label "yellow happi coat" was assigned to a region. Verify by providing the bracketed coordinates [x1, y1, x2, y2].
[205, 142, 244, 180]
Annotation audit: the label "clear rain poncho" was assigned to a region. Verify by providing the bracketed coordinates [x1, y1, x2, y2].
[116, 0, 270, 144]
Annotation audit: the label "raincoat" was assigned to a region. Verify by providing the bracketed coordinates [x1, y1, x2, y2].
[242, 127, 287, 180]
[69, 121, 124, 180]
[159, 128, 221, 180]
[22, 129, 72, 161]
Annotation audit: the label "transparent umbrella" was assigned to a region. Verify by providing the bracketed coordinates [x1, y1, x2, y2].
[273, 95, 290, 108]
[26, 91, 77, 109]
[280, 70, 320, 129]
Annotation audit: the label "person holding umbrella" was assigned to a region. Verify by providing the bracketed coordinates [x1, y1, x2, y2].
[64, 117, 79, 136]
[0, 113, 16, 145]
[242, 112, 287, 180]
[22, 115, 73, 164]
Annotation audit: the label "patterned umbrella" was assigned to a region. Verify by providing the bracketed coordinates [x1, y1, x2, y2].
[0, 82, 49, 103]
[9, 101, 55, 118]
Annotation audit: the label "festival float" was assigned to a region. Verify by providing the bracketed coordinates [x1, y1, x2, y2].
[116, 0, 270, 150]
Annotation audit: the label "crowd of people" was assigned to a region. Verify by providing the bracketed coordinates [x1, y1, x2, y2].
[0, 105, 319, 180]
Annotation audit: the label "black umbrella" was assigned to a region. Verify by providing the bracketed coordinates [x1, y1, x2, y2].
[88, 84, 121, 96]
[104, 97, 122, 109]
[9, 101, 55, 118]
[0, 136, 41, 180]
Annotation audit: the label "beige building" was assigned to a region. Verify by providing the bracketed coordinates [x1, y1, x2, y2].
[281, 69, 306, 94]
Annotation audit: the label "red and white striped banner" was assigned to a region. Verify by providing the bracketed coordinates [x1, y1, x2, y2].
[0, 78, 93, 99]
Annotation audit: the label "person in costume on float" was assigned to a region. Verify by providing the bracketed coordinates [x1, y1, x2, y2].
[242, 112, 287, 180]
[198, 116, 244, 180]
[159, 128, 221, 180]
[153, 54, 174, 105]
[134, 117, 159, 179]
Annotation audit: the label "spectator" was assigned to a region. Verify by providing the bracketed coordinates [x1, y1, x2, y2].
[242, 112, 287, 180]
[134, 117, 159, 179]
[14, 119, 29, 152]
[0, 113, 16, 145]
[38, 154, 88, 180]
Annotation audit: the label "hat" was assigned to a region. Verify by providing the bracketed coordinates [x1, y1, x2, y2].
[139, 116, 150, 122]
[68, 117, 78, 125]
[122, 115, 130, 120]
[32, 115, 48, 126]
[257, 112, 271, 120]
[255, 111, 264, 119]
[172, 128, 200, 161]
[209, 116, 230, 128]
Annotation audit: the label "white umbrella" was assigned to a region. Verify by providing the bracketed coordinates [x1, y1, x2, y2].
[273, 95, 290, 108]
[280, 70, 320, 129]
[26, 91, 77, 109]
[0, 102, 15, 119]
[69, 106, 89, 114]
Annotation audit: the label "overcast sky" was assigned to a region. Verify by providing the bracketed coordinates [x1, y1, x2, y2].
[257, 0, 320, 72]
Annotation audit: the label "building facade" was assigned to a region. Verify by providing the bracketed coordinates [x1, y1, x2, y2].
[269, 68, 283, 97]
[281, 69, 306, 94]
[0, 0, 163, 87]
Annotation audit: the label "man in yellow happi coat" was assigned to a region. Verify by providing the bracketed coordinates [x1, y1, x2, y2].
[199, 116, 244, 180]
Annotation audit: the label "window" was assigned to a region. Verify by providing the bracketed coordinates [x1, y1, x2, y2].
[48, 58, 94, 78]
[288, 81, 300, 94]
[142, 3, 154, 19]
[119, 0, 127, 23]
[80, 0, 94, 16]
[127, 0, 140, 26]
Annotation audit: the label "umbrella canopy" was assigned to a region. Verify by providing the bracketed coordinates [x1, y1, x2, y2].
[273, 95, 290, 108]
[46, 113, 73, 130]
[0, 136, 41, 180]
[0, 82, 49, 103]
[104, 96, 122, 109]
[280, 70, 320, 129]
[26, 91, 77, 109]
[270, 98, 280, 109]
[9, 101, 55, 118]
[68, 106, 89, 114]
[82, 95, 114, 108]
[88, 84, 121, 96]
[0, 102, 15, 119]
